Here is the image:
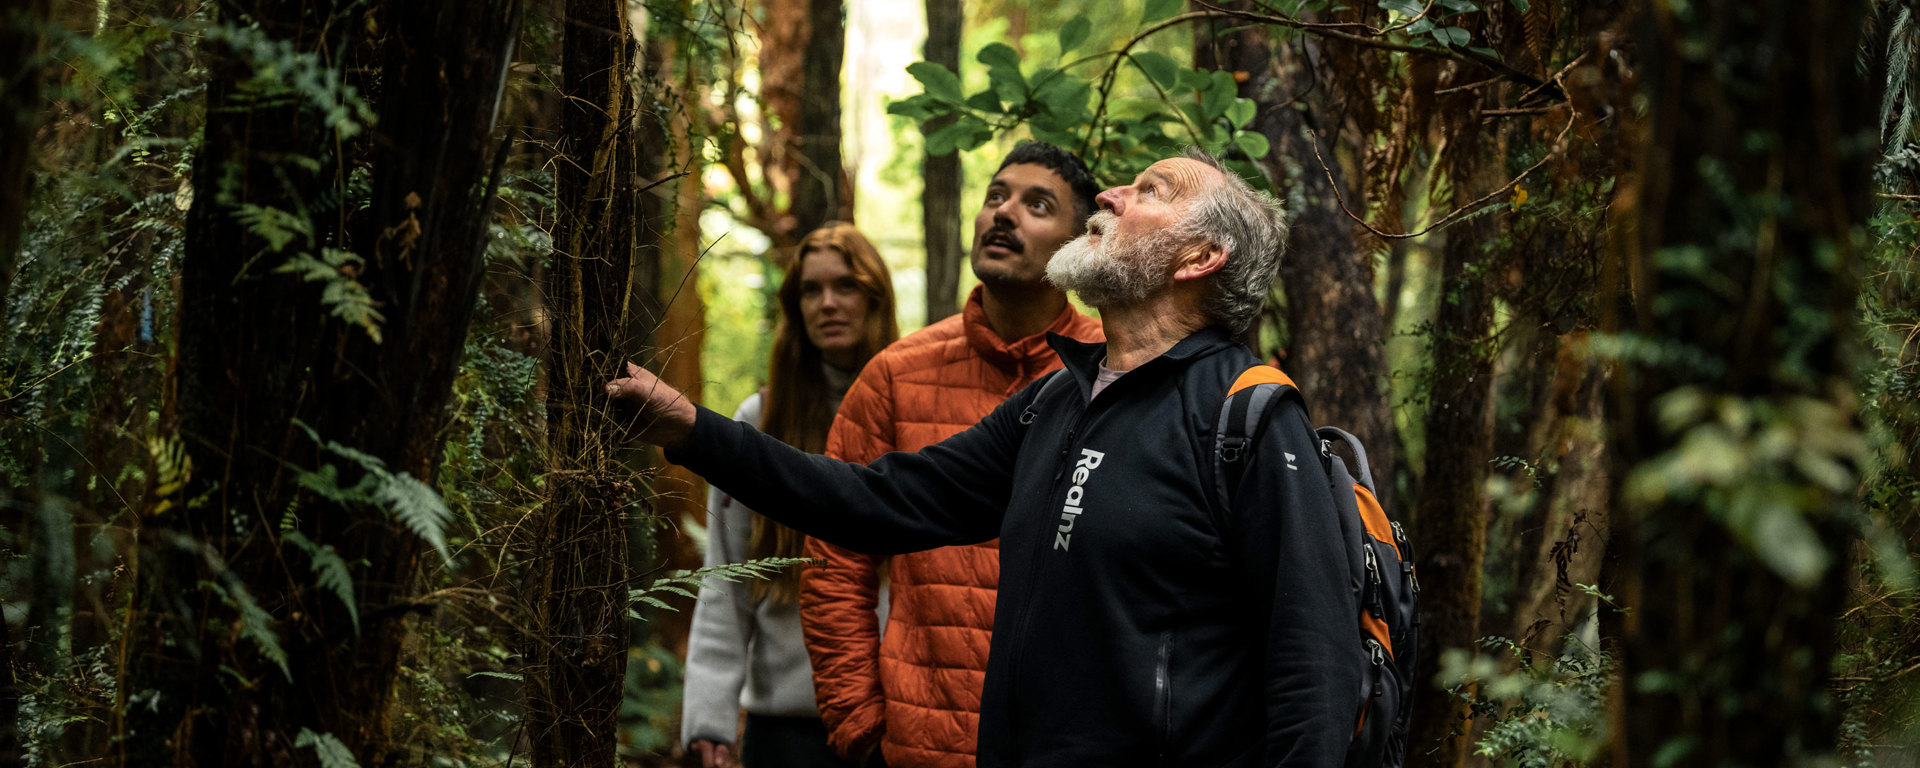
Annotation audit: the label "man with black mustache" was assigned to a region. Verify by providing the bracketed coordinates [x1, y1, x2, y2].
[797, 142, 1104, 768]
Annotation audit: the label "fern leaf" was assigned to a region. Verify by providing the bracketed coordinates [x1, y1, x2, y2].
[378, 472, 452, 560]
[284, 531, 359, 634]
[635, 595, 677, 612]
[466, 670, 523, 682]
[294, 729, 363, 768]
[206, 579, 290, 681]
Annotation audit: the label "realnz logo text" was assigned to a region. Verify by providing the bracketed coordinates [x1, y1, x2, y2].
[1054, 448, 1105, 552]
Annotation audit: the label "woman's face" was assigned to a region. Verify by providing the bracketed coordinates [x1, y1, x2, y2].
[797, 249, 872, 369]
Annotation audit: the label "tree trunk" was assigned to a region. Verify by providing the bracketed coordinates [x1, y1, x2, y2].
[1194, 6, 1398, 506]
[1405, 74, 1504, 768]
[0, 0, 47, 301]
[922, 0, 964, 324]
[792, 0, 848, 232]
[528, 0, 645, 763]
[122, 0, 521, 763]
[1605, 0, 1875, 764]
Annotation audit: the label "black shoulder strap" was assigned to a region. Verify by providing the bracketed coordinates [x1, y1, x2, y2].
[1213, 374, 1317, 515]
[1018, 369, 1073, 428]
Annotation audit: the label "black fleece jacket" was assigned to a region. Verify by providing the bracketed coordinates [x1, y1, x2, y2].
[667, 327, 1365, 768]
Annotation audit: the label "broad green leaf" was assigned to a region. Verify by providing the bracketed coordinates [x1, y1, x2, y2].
[1058, 16, 1091, 55]
[907, 61, 964, 104]
[925, 118, 977, 155]
[1130, 51, 1182, 90]
[965, 91, 1003, 114]
[1435, 0, 1480, 12]
[1377, 0, 1424, 15]
[1227, 98, 1256, 129]
[1142, 0, 1184, 24]
[1233, 130, 1272, 159]
[1202, 70, 1238, 120]
[1034, 76, 1092, 121]
[1176, 69, 1213, 93]
[1508, 0, 1530, 10]
[1432, 26, 1471, 47]
[990, 69, 1028, 107]
[1467, 45, 1500, 59]
[886, 95, 935, 121]
[1406, 18, 1437, 34]
[978, 42, 1022, 72]
[959, 124, 998, 152]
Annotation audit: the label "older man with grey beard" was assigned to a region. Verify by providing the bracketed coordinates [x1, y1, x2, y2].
[609, 149, 1367, 768]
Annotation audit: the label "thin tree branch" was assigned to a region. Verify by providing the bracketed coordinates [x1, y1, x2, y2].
[1308, 105, 1578, 240]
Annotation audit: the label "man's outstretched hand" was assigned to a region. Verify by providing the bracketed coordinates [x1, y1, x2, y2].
[605, 361, 697, 450]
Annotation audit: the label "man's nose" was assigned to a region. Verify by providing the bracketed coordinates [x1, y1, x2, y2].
[994, 194, 1023, 222]
[1095, 186, 1124, 215]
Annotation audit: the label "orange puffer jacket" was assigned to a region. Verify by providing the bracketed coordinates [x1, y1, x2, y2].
[801, 287, 1103, 768]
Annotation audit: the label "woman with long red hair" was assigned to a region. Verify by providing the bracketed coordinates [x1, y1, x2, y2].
[683, 222, 900, 768]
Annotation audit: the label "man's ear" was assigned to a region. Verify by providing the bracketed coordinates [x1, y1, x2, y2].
[1173, 242, 1229, 282]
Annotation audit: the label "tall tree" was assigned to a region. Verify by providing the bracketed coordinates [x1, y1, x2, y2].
[121, 0, 521, 762]
[1194, 3, 1398, 504]
[718, 0, 849, 250]
[922, 0, 964, 323]
[528, 0, 648, 763]
[1405, 91, 1504, 767]
[1604, 0, 1877, 763]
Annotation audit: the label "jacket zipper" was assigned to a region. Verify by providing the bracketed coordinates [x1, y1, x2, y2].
[1153, 629, 1173, 762]
[1002, 375, 1101, 757]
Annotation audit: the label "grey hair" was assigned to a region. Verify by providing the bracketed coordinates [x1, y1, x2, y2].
[1175, 147, 1288, 335]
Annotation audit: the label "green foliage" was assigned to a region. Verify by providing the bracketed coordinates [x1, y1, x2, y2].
[274, 247, 387, 343]
[290, 421, 454, 559]
[1623, 390, 1864, 587]
[1440, 636, 1613, 768]
[885, 10, 1271, 188]
[203, 577, 292, 681]
[294, 728, 363, 768]
[283, 531, 359, 634]
[627, 557, 814, 615]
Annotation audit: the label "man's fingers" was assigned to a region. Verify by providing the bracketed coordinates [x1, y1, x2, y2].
[626, 361, 644, 378]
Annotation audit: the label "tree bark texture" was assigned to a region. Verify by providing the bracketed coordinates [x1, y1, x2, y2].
[792, 0, 848, 232]
[922, 0, 964, 323]
[0, 0, 47, 302]
[756, 0, 847, 248]
[528, 0, 648, 764]
[1405, 73, 1504, 768]
[1194, 6, 1398, 507]
[121, 0, 520, 764]
[1604, 0, 1876, 764]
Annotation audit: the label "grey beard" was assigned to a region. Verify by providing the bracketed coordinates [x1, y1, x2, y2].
[1046, 216, 1181, 308]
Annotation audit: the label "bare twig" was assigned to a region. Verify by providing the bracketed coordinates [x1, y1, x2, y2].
[1307, 104, 1578, 240]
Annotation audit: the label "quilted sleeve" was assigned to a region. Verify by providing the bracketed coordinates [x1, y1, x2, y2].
[801, 361, 896, 759]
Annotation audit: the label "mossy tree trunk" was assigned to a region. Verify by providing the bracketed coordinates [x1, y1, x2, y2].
[527, 0, 649, 763]
[121, 0, 521, 763]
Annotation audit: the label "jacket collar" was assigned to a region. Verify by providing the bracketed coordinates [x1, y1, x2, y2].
[1047, 325, 1242, 394]
[962, 284, 1092, 376]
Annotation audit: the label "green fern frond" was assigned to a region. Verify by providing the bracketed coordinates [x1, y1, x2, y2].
[204, 579, 290, 681]
[283, 531, 359, 634]
[294, 728, 363, 768]
[466, 671, 523, 682]
[377, 472, 452, 560]
[275, 248, 386, 343]
[234, 204, 312, 253]
[628, 557, 815, 609]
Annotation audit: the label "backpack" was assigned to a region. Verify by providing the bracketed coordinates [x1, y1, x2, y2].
[1213, 366, 1420, 768]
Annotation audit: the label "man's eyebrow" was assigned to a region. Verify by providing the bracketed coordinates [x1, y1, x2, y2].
[1020, 185, 1059, 201]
